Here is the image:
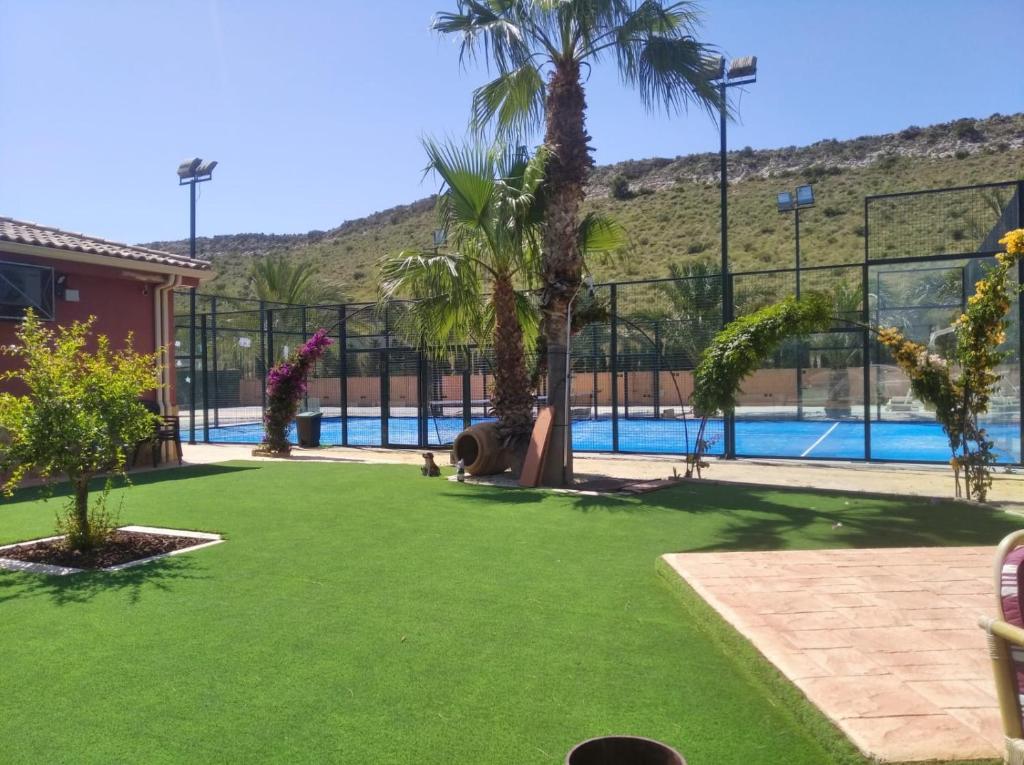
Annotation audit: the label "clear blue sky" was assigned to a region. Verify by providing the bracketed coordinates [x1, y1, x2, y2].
[0, 0, 1019, 245]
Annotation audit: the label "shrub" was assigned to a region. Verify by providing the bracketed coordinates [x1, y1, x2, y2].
[609, 174, 633, 200]
[0, 312, 160, 550]
[686, 241, 708, 254]
[261, 329, 333, 454]
[822, 206, 845, 218]
[954, 149, 970, 160]
[686, 295, 833, 476]
[874, 229, 1024, 501]
[953, 118, 983, 142]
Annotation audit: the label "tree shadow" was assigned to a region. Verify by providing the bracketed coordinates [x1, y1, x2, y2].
[444, 479, 1023, 553]
[0, 552, 206, 606]
[1, 463, 261, 505]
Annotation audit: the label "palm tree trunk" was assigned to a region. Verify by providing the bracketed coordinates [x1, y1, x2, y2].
[491, 276, 535, 444]
[540, 59, 592, 487]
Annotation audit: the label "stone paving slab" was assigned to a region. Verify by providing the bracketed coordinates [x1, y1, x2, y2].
[662, 547, 1002, 763]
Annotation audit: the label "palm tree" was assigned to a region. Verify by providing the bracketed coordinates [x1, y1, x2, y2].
[655, 260, 724, 367]
[434, 1, 720, 483]
[250, 254, 340, 306]
[379, 140, 547, 441]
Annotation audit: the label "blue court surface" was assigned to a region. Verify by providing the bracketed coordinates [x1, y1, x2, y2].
[203, 415, 1022, 464]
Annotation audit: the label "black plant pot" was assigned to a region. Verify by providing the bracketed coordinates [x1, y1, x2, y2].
[566, 736, 686, 765]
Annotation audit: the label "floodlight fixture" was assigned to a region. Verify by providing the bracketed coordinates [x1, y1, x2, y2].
[777, 191, 794, 213]
[727, 55, 758, 82]
[196, 159, 218, 177]
[177, 158, 202, 179]
[703, 55, 726, 82]
[796, 184, 815, 208]
[432, 228, 447, 248]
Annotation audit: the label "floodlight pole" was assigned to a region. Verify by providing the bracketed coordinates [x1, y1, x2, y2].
[187, 180, 199, 444]
[714, 63, 756, 459]
[178, 158, 216, 445]
[794, 205, 803, 421]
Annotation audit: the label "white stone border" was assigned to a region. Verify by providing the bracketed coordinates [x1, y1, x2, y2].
[0, 526, 223, 576]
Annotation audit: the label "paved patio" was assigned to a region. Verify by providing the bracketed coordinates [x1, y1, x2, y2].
[662, 547, 1002, 763]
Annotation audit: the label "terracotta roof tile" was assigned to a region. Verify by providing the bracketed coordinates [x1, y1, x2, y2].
[0, 217, 211, 271]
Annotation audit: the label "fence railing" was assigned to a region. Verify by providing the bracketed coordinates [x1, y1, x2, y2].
[174, 181, 1023, 465]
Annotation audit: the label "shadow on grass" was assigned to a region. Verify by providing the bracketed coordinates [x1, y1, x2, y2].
[2, 463, 261, 505]
[0, 553, 206, 606]
[445, 479, 1023, 552]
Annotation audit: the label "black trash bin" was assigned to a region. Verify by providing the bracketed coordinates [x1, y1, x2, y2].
[295, 412, 323, 448]
[566, 736, 685, 765]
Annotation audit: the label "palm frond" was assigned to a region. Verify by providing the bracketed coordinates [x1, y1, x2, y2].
[471, 65, 546, 139]
[578, 212, 628, 255]
[623, 34, 721, 116]
[377, 250, 488, 352]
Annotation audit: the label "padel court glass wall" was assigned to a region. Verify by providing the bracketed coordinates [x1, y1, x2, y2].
[176, 181, 1022, 465]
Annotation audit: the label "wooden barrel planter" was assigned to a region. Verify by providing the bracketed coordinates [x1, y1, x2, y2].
[453, 422, 510, 476]
[565, 736, 685, 765]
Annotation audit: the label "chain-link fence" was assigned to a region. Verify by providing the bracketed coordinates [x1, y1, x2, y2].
[174, 182, 1022, 465]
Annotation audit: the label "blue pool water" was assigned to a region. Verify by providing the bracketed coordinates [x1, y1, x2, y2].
[202, 415, 1022, 464]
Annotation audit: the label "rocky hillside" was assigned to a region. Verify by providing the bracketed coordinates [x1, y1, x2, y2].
[146, 113, 1024, 303]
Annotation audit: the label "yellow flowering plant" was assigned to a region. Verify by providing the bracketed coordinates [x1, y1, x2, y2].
[875, 229, 1022, 501]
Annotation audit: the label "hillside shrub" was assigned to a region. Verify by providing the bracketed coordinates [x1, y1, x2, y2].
[609, 174, 632, 200]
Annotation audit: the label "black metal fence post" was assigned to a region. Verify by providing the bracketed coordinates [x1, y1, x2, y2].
[610, 284, 619, 452]
[417, 351, 428, 447]
[863, 197, 872, 461]
[590, 324, 599, 419]
[210, 296, 220, 428]
[653, 322, 661, 418]
[1018, 181, 1023, 463]
[188, 288, 197, 444]
[724, 273, 736, 459]
[380, 348, 390, 447]
[200, 313, 210, 443]
[301, 305, 309, 412]
[862, 261, 872, 461]
[266, 309, 275, 373]
[258, 300, 267, 417]
[338, 306, 348, 447]
[462, 349, 472, 431]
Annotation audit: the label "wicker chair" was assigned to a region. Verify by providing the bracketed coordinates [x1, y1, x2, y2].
[980, 530, 1024, 765]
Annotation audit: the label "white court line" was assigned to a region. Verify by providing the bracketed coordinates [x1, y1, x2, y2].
[800, 422, 840, 458]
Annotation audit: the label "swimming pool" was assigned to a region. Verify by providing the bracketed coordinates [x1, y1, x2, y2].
[203, 415, 1022, 464]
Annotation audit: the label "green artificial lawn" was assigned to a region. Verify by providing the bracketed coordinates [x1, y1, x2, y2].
[1, 462, 1018, 765]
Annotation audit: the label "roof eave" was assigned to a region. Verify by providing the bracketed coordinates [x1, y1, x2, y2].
[0, 241, 215, 282]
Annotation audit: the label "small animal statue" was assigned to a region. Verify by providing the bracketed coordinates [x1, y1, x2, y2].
[421, 452, 441, 477]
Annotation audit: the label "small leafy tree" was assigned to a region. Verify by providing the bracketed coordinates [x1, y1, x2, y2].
[688, 295, 834, 476]
[260, 329, 333, 454]
[875, 229, 1023, 501]
[0, 312, 160, 550]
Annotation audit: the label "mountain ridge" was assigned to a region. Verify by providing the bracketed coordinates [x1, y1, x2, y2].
[145, 112, 1024, 301]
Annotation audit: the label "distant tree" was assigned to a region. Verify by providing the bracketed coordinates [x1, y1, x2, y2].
[609, 174, 632, 200]
[250, 254, 340, 305]
[0, 312, 159, 550]
[654, 260, 723, 367]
